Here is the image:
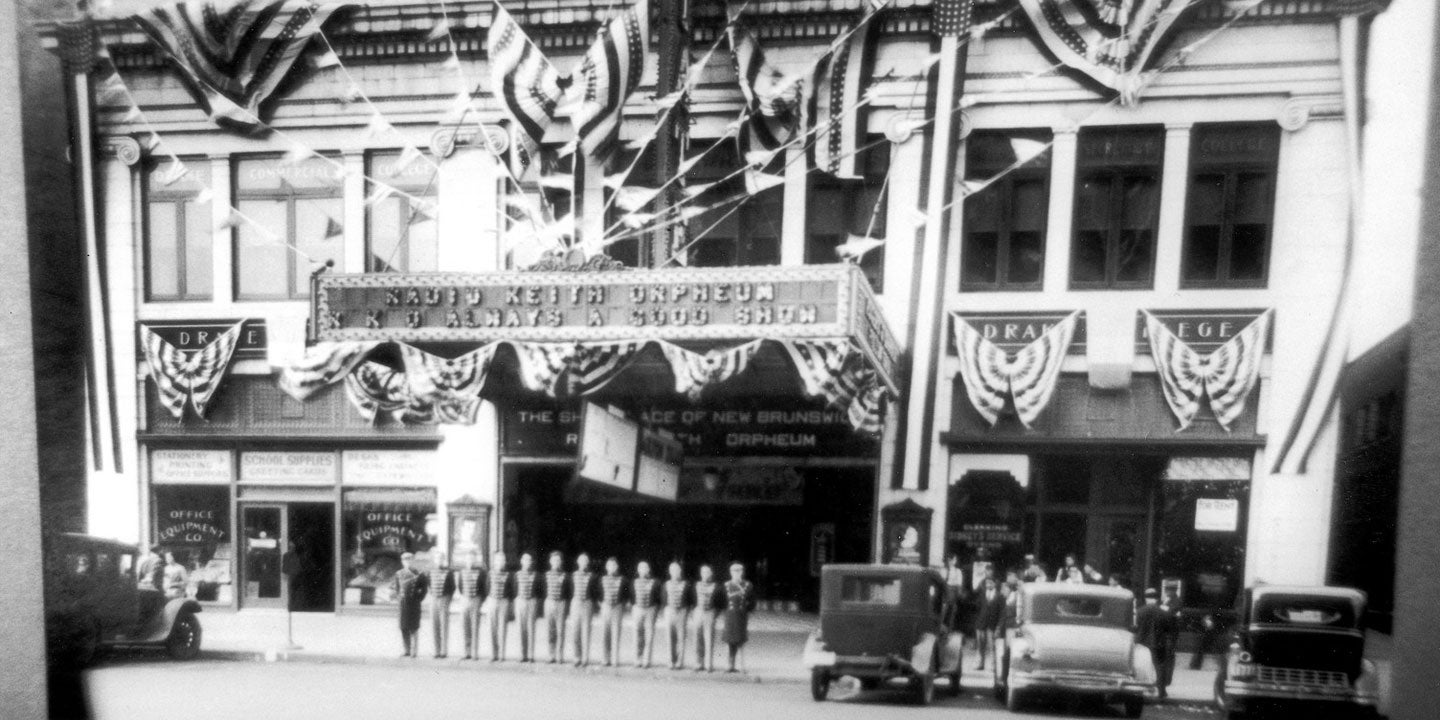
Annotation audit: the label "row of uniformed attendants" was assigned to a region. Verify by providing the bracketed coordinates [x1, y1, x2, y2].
[389, 550, 758, 671]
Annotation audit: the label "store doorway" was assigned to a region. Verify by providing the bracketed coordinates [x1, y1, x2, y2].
[239, 502, 335, 611]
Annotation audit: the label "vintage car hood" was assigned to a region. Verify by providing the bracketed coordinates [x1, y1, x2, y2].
[1023, 624, 1134, 675]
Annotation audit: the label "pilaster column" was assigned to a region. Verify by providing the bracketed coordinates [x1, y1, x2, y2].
[1155, 124, 1192, 294]
[1042, 127, 1077, 293]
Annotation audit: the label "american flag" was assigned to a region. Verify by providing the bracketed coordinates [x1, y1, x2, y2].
[399, 343, 499, 424]
[345, 360, 425, 424]
[656, 339, 763, 400]
[1144, 309, 1271, 431]
[487, 1, 567, 174]
[728, 25, 803, 150]
[139, 320, 245, 418]
[132, 0, 348, 133]
[573, 0, 649, 161]
[1015, 0, 1191, 105]
[510, 342, 576, 397]
[931, 0, 974, 38]
[569, 341, 644, 396]
[810, 23, 875, 180]
[952, 311, 1079, 427]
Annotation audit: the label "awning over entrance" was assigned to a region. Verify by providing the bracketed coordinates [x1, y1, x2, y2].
[294, 264, 901, 434]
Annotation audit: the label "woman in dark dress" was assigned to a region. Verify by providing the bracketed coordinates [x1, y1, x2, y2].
[720, 561, 756, 673]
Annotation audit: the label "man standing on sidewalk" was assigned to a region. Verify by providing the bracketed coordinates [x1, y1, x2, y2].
[632, 560, 661, 668]
[690, 564, 720, 672]
[599, 557, 629, 667]
[543, 551, 569, 663]
[569, 552, 600, 667]
[662, 561, 692, 670]
[428, 551, 456, 659]
[456, 551, 486, 660]
[391, 552, 428, 658]
[487, 551, 515, 662]
[1136, 588, 1178, 700]
[515, 552, 542, 662]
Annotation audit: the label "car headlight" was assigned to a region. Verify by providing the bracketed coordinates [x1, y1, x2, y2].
[1228, 654, 1256, 680]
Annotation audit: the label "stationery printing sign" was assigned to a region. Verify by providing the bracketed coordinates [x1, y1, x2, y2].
[151, 449, 232, 485]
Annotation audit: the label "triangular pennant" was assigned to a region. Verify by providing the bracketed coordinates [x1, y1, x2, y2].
[613, 185, 662, 212]
[426, 19, 450, 44]
[322, 215, 344, 239]
[836, 234, 884, 262]
[310, 49, 340, 69]
[158, 156, 189, 187]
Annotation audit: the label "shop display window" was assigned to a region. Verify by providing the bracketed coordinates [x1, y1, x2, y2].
[341, 488, 438, 606]
[152, 485, 233, 603]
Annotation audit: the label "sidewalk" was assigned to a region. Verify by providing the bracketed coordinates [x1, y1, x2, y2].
[193, 608, 1218, 704]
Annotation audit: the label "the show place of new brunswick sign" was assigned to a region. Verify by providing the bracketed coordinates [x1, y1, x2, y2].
[311, 264, 901, 394]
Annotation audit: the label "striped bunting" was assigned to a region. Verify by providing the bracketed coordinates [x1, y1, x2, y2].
[1144, 309, 1271, 431]
[1015, 0, 1190, 105]
[139, 320, 245, 418]
[656, 339, 763, 400]
[487, 1, 567, 174]
[569, 341, 644, 396]
[278, 341, 380, 401]
[573, 0, 649, 161]
[510, 342, 577, 397]
[777, 339, 888, 436]
[952, 311, 1079, 427]
[400, 343, 499, 425]
[728, 25, 803, 150]
[810, 23, 875, 179]
[344, 360, 433, 424]
[132, 0, 349, 133]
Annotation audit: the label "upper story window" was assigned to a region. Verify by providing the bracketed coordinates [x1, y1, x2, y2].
[1070, 126, 1164, 290]
[806, 135, 889, 292]
[683, 140, 782, 268]
[1182, 124, 1280, 288]
[144, 158, 213, 301]
[366, 150, 438, 273]
[233, 155, 344, 301]
[961, 130, 1052, 292]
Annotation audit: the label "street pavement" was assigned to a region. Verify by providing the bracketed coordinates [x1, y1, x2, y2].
[151, 608, 1219, 701]
[82, 659, 1223, 720]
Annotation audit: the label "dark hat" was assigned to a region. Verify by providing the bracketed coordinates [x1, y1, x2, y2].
[1143, 588, 1159, 598]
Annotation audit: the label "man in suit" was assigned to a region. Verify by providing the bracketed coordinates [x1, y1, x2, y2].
[428, 551, 456, 658]
[455, 550, 486, 660]
[661, 561, 692, 670]
[1135, 588, 1179, 700]
[390, 552, 428, 658]
[974, 573, 1003, 670]
[542, 550, 569, 663]
[515, 552, 542, 662]
[690, 564, 721, 672]
[721, 562, 756, 673]
[486, 551, 516, 662]
[568, 552, 601, 667]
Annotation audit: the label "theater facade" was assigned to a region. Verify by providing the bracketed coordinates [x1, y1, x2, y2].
[44, 0, 1371, 615]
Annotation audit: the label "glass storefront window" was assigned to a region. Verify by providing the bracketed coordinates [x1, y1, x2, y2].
[341, 488, 437, 605]
[153, 484, 233, 602]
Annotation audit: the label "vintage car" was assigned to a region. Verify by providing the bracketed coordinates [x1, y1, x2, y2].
[45, 533, 203, 667]
[1214, 586, 1380, 719]
[994, 583, 1155, 717]
[801, 564, 964, 704]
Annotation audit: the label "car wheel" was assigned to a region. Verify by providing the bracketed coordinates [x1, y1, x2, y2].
[166, 614, 202, 660]
[1123, 695, 1144, 718]
[1005, 682, 1025, 713]
[810, 669, 829, 702]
